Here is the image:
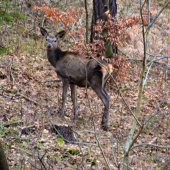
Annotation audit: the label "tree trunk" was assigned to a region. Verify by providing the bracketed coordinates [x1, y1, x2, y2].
[85, 0, 89, 44]
[90, 0, 104, 42]
[91, 0, 118, 57]
[109, 0, 118, 54]
[0, 141, 9, 170]
[109, 0, 117, 17]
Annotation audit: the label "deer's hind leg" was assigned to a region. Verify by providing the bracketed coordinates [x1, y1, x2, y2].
[89, 74, 110, 131]
[70, 84, 77, 118]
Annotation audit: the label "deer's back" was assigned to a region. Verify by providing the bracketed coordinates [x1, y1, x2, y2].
[55, 53, 92, 87]
[54, 50, 109, 87]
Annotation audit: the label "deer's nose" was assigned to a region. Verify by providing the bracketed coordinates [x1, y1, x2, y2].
[47, 44, 51, 48]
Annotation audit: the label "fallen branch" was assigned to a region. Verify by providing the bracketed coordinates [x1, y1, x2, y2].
[0, 92, 19, 100]
[27, 160, 41, 170]
[38, 150, 48, 170]
[17, 92, 39, 106]
[4, 121, 24, 128]
[0, 91, 40, 106]
[131, 143, 170, 150]
[111, 134, 119, 167]
[19, 123, 49, 137]
[43, 79, 61, 83]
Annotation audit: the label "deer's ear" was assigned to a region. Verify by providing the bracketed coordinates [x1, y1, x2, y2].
[56, 30, 66, 39]
[40, 27, 48, 37]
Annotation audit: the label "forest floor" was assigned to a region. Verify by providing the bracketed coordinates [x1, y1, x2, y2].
[0, 0, 170, 170]
[0, 49, 170, 169]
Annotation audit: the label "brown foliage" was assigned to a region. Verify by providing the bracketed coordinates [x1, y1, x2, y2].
[34, 5, 140, 80]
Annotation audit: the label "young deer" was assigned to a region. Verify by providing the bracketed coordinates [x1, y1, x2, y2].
[40, 27, 113, 131]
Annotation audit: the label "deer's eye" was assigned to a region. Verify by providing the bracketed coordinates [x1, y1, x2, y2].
[54, 40, 57, 42]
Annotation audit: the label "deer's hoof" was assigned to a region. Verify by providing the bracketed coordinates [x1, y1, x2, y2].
[101, 114, 108, 131]
[101, 123, 108, 131]
[102, 126, 108, 131]
[57, 110, 64, 117]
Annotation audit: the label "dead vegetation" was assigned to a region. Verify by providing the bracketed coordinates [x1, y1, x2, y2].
[0, 0, 170, 169]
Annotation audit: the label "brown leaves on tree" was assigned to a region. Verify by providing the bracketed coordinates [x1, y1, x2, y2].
[34, 5, 141, 81]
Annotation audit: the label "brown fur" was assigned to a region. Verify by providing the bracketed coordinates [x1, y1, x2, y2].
[100, 64, 113, 85]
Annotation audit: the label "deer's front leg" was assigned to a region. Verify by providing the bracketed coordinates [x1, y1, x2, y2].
[59, 79, 69, 117]
[70, 84, 77, 118]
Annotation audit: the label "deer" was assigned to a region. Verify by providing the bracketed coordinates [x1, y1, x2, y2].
[40, 27, 113, 131]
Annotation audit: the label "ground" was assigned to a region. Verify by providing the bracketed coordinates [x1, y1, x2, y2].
[0, 0, 170, 169]
[0, 51, 170, 169]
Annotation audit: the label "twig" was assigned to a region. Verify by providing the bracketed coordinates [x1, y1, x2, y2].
[43, 79, 61, 83]
[17, 92, 39, 105]
[126, 125, 144, 155]
[95, 132, 111, 170]
[41, 17, 46, 27]
[120, 50, 170, 69]
[38, 150, 48, 170]
[131, 143, 170, 150]
[4, 121, 24, 127]
[146, 51, 170, 59]
[121, 162, 134, 170]
[153, 55, 170, 62]
[27, 160, 41, 170]
[73, 127, 85, 170]
[111, 134, 118, 167]
[146, 0, 170, 30]
[19, 123, 49, 137]
[0, 91, 39, 105]
[76, 129, 100, 134]
[143, 42, 170, 87]
[8, 58, 14, 88]
[144, 93, 165, 125]
[0, 92, 20, 100]
[141, 0, 147, 9]
[19, 124, 36, 136]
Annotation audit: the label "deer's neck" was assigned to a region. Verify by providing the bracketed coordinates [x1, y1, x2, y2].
[47, 47, 63, 68]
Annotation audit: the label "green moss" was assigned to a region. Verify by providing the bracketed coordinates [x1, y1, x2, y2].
[57, 135, 64, 144]
[68, 148, 79, 155]
[86, 158, 97, 165]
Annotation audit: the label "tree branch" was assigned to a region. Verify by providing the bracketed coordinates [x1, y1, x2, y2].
[147, 0, 170, 30]
[131, 143, 170, 150]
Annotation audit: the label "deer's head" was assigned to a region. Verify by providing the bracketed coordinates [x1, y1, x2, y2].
[40, 27, 66, 50]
